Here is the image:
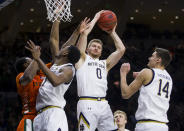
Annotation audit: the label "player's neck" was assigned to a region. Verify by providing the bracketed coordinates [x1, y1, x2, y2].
[153, 65, 165, 70]
[118, 125, 125, 131]
[88, 54, 100, 60]
[54, 58, 68, 65]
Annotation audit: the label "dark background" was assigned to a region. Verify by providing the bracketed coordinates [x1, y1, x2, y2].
[0, 0, 184, 130]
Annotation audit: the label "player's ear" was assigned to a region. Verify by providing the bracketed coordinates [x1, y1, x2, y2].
[62, 47, 69, 56]
[125, 119, 127, 124]
[86, 48, 89, 54]
[156, 57, 161, 63]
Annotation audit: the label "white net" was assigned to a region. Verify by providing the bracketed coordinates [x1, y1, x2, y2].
[44, 0, 73, 22]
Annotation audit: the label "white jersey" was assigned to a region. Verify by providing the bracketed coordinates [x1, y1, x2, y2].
[36, 63, 75, 111]
[76, 55, 108, 97]
[135, 68, 173, 122]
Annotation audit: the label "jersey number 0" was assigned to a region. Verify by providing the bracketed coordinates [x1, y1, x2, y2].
[96, 68, 102, 79]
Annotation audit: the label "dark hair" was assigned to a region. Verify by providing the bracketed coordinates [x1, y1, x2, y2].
[67, 45, 81, 64]
[15, 57, 29, 73]
[155, 48, 172, 68]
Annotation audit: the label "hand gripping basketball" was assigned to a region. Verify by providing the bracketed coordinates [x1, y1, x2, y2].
[97, 10, 117, 31]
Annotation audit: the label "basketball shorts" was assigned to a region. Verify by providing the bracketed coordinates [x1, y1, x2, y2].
[17, 114, 35, 131]
[135, 122, 168, 131]
[77, 99, 118, 131]
[33, 107, 68, 131]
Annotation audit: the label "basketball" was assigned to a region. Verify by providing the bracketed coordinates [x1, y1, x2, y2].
[97, 10, 117, 31]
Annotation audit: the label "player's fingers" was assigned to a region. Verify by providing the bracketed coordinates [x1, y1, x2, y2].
[26, 41, 33, 49]
[25, 46, 33, 52]
[27, 40, 34, 49]
[86, 18, 91, 24]
[28, 40, 36, 48]
[83, 17, 88, 22]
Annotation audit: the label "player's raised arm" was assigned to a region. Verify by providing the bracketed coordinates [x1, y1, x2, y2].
[120, 63, 150, 99]
[77, 11, 103, 55]
[49, 20, 60, 63]
[25, 40, 74, 87]
[19, 61, 38, 86]
[61, 20, 85, 48]
[18, 58, 39, 86]
[106, 24, 126, 71]
[17, 41, 40, 86]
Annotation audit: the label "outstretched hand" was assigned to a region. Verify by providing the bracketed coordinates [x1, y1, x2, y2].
[104, 23, 117, 34]
[77, 17, 91, 34]
[94, 10, 104, 20]
[25, 40, 41, 60]
[120, 63, 131, 74]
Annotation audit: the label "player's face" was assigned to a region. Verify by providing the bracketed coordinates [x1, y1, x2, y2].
[58, 46, 70, 57]
[114, 114, 127, 127]
[147, 51, 160, 68]
[87, 42, 102, 58]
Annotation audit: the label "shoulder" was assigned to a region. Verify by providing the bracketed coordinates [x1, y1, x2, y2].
[60, 64, 74, 73]
[16, 73, 23, 89]
[75, 53, 87, 69]
[139, 68, 154, 86]
[140, 68, 153, 76]
[46, 63, 52, 68]
[16, 73, 24, 80]
[16, 73, 24, 85]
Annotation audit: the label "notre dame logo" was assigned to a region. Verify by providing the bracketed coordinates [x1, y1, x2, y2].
[80, 124, 85, 131]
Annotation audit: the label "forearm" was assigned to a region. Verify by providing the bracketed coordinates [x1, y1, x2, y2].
[20, 60, 39, 85]
[83, 16, 99, 36]
[49, 21, 60, 60]
[62, 29, 80, 48]
[76, 33, 87, 53]
[36, 58, 58, 86]
[110, 32, 125, 53]
[120, 73, 130, 99]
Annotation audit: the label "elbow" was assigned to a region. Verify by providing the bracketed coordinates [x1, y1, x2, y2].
[121, 93, 131, 99]
[118, 46, 126, 56]
[121, 90, 131, 99]
[50, 79, 65, 87]
[50, 80, 60, 87]
[121, 46, 126, 54]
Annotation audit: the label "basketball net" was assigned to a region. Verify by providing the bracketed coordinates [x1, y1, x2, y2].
[44, 0, 73, 22]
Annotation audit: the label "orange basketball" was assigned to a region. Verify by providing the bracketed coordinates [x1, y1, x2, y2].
[97, 10, 117, 31]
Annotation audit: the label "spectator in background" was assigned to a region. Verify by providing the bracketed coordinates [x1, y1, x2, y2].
[114, 110, 130, 131]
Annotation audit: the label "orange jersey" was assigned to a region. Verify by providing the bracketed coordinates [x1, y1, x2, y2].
[16, 63, 52, 116]
[16, 73, 43, 115]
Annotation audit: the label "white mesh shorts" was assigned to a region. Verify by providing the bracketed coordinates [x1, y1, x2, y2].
[77, 99, 118, 131]
[33, 107, 68, 131]
[135, 122, 168, 131]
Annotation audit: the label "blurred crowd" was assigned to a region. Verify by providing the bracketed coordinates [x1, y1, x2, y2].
[0, 23, 184, 130]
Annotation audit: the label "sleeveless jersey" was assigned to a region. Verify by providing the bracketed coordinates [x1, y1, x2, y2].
[36, 63, 75, 111]
[135, 68, 173, 122]
[16, 74, 44, 115]
[76, 55, 108, 97]
[16, 63, 52, 115]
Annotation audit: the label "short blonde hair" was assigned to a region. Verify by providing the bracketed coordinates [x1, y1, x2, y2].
[88, 39, 103, 48]
[114, 110, 127, 120]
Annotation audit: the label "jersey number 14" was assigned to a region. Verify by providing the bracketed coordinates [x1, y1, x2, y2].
[157, 79, 169, 98]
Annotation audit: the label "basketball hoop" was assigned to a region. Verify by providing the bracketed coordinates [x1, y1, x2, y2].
[44, 0, 73, 22]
